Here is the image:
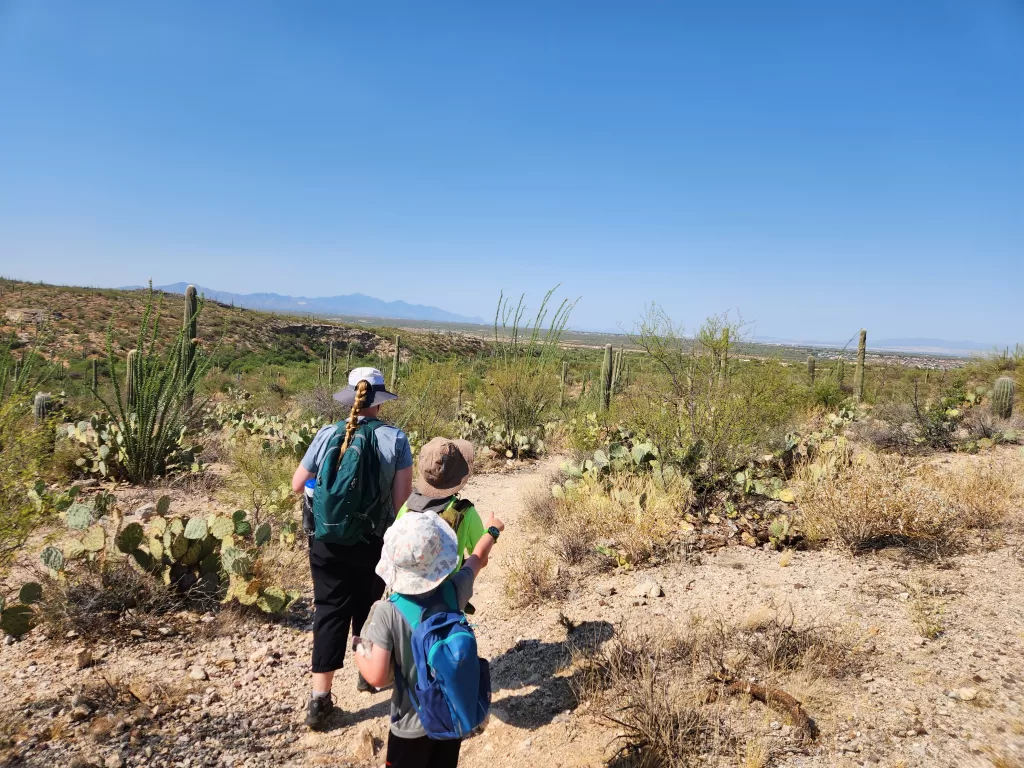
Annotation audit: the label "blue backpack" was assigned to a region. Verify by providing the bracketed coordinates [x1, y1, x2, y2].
[390, 582, 491, 740]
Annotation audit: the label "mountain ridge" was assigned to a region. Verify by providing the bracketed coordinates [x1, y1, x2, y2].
[121, 283, 485, 325]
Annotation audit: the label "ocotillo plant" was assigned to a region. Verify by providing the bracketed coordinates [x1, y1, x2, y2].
[559, 360, 568, 408]
[33, 392, 51, 423]
[182, 285, 198, 409]
[125, 349, 139, 410]
[600, 344, 613, 411]
[853, 329, 867, 401]
[391, 336, 400, 390]
[992, 376, 1015, 419]
[807, 355, 816, 384]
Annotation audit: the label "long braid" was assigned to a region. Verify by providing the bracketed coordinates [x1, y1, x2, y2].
[338, 379, 372, 465]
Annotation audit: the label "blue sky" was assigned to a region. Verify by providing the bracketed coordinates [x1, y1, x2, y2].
[0, 1, 1021, 343]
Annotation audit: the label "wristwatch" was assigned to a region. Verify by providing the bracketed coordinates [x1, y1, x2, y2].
[487, 526, 501, 542]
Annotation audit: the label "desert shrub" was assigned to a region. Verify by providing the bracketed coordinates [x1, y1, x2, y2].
[541, 474, 690, 567]
[624, 308, 802, 495]
[0, 350, 51, 570]
[917, 459, 1022, 531]
[223, 436, 297, 525]
[810, 378, 846, 410]
[382, 360, 463, 450]
[296, 386, 348, 423]
[476, 289, 576, 458]
[962, 406, 1024, 444]
[796, 453, 966, 556]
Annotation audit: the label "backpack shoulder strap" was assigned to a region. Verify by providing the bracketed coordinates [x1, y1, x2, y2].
[389, 594, 424, 629]
[452, 498, 474, 513]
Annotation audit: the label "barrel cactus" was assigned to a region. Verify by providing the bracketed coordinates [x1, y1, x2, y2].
[992, 376, 1016, 419]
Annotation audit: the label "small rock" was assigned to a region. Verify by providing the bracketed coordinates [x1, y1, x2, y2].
[133, 503, 156, 522]
[769, 720, 781, 730]
[956, 687, 978, 701]
[595, 584, 616, 598]
[740, 532, 758, 548]
[860, 673, 874, 682]
[518, 737, 533, 751]
[630, 579, 663, 599]
[70, 705, 93, 722]
[157, 627, 173, 637]
[74, 647, 93, 670]
[66, 630, 80, 640]
[897, 592, 911, 601]
[129, 630, 144, 639]
[249, 645, 269, 664]
[104, 752, 125, 768]
[352, 726, 377, 761]
[187, 665, 208, 681]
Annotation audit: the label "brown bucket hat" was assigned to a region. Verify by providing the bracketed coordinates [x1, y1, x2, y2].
[417, 437, 475, 498]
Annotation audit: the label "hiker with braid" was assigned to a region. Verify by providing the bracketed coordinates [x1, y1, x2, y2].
[291, 367, 413, 730]
[395, 438, 487, 611]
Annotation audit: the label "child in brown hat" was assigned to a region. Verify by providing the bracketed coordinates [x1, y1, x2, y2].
[395, 437, 491, 579]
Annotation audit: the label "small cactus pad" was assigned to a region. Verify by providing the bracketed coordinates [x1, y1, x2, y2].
[18, 583, 43, 605]
[116, 523, 145, 554]
[66, 503, 92, 530]
[40, 546, 65, 572]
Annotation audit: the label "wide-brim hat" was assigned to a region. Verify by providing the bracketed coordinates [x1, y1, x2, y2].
[375, 510, 459, 595]
[333, 366, 399, 408]
[417, 437, 475, 498]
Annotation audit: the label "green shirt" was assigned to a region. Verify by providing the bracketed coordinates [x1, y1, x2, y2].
[396, 491, 486, 571]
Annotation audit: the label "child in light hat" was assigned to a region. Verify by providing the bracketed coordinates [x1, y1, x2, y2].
[354, 508, 504, 767]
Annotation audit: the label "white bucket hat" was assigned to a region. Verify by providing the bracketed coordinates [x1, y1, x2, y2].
[375, 510, 459, 596]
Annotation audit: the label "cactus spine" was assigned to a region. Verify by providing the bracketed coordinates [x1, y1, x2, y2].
[391, 336, 400, 390]
[600, 344, 613, 411]
[33, 392, 51, 423]
[807, 355, 816, 384]
[182, 285, 198, 409]
[992, 376, 1015, 419]
[853, 329, 867, 401]
[559, 360, 568, 408]
[126, 349, 139, 410]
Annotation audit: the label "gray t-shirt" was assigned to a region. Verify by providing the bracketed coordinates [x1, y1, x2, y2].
[363, 568, 475, 739]
[300, 419, 413, 535]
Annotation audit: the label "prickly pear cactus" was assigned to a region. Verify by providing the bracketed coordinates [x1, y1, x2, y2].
[992, 377, 1016, 419]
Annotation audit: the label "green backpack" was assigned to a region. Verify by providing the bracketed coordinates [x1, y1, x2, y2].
[312, 418, 390, 544]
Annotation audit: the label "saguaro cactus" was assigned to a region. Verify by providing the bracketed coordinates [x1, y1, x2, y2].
[992, 376, 1016, 419]
[807, 355, 816, 384]
[182, 285, 198, 408]
[600, 344, 613, 411]
[91, 358, 98, 393]
[126, 349, 139, 410]
[457, 373, 463, 412]
[836, 359, 845, 385]
[559, 360, 568, 408]
[853, 329, 867, 401]
[391, 336, 401, 390]
[33, 393, 51, 423]
[327, 341, 335, 389]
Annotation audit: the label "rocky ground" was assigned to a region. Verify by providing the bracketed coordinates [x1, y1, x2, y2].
[2, 451, 1024, 768]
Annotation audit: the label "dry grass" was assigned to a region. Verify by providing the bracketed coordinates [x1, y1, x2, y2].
[796, 451, 1023, 558]
[530, 474, 691, 568]
[796, 453, 965, 557]
[504, 549, 567, 608]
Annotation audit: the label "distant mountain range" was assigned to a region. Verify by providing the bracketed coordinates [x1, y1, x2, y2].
[123, 283, 485, 325]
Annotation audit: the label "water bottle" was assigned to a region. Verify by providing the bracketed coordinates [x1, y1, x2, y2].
[302, 479, 316, 535]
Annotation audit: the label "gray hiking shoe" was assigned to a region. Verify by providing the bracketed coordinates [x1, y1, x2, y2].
[304, 694, 335, 730]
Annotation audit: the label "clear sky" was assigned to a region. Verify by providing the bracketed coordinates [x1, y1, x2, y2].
[0, 2, 1021, 343]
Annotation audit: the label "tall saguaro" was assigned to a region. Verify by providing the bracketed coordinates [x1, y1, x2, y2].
[853, 329, 867, 402]
[600, 344, 613, 412]
[182, 285, 198, 409]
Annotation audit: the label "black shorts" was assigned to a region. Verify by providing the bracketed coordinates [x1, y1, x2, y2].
[308, 536, 385, 674]
[386, 733, 462, 768]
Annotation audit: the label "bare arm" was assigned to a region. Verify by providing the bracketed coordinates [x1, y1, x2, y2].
[353, 644, 393, 689]
[392, 466, 413, 513]
[462, 514, 504, 578]
[291, 465, 315, 495]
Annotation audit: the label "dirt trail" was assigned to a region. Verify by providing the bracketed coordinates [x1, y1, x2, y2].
[303, 455, 606, 767]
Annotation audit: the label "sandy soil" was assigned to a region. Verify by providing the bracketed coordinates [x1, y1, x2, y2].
[2, 451, 1023, 768]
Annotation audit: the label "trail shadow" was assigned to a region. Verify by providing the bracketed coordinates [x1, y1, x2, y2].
[487, 620, 614, 730]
